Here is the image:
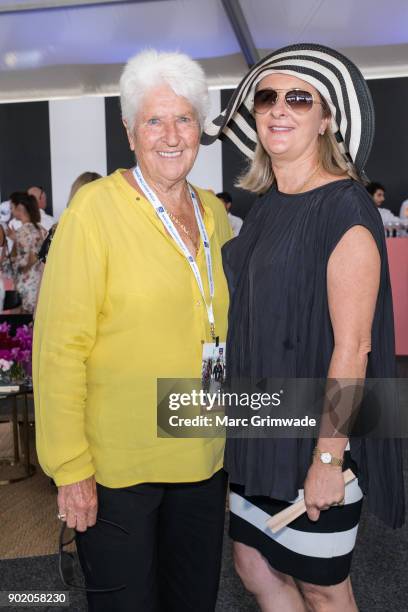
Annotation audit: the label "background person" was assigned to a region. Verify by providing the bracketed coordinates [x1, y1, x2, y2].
[68, 171, 102, 203]
[34, 171, 103, 317]
[34, 50, 232, 612]
[203, 43, 404, 612]
[27, 185, 55, 231]
[37, 171, 102, 266]
[399, 198, 408, 220]
[216, 191, 243, 237]
[5, 198, 23, 232]
[6, 192, 46, 313]
[0, 224, 6, 310]
[366, 181, 385, 207]
[366, 181, 400, 225]
[0, 200, 19, 311]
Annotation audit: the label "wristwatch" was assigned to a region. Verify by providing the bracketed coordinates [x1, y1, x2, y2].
[313, 446, 344, 467]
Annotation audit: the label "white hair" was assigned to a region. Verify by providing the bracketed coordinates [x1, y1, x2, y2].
[120, 49, 209, 131]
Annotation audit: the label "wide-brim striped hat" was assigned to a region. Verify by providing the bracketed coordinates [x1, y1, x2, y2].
[201, 43, 375, 176]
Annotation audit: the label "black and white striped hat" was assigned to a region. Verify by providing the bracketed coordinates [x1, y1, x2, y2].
[201, 43, 375, 175]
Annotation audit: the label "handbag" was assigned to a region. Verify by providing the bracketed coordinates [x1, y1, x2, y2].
[3, 289, 22, 310]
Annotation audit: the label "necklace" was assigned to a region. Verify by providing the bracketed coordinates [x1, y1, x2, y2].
[167, 209, 199, 253]
[294, 164, 321, 194]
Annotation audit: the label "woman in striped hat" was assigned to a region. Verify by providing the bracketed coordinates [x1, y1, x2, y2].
[203, 44, 404, 611]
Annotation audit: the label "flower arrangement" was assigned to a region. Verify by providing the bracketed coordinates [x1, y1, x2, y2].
[0, 322, 33, 383]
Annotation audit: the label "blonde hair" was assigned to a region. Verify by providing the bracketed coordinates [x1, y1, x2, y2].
[68, 171, 102, 204]
[236, 97, 360, 194]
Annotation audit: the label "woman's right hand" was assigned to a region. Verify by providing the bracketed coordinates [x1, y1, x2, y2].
[57, 475, 98, 532]
[6, 227, 16, 242]
[304, 461, 345, 521]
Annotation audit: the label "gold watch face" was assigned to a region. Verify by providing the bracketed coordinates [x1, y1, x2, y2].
[320, 452, 332, 464]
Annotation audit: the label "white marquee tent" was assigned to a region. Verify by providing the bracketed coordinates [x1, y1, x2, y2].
[0, 0, 407, 102]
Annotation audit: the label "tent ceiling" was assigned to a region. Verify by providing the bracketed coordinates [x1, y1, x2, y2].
[0, 1, 141, 11]
[0, 0, 407, 102]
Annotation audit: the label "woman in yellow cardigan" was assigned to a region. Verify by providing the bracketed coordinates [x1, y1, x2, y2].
[33, 49, 232, 612]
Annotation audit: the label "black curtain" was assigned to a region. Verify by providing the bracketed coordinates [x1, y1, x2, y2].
[0, 101, 53, 214]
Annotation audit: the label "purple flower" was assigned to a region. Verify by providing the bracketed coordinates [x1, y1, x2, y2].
[10, 347, 20, 360]
[0, 324, 33, 370]
[19, 350, 31, 363]
[15, 325, 33, 351]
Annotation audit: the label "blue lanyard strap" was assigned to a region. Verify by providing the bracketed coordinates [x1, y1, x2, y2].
[133, 165, 216, 340]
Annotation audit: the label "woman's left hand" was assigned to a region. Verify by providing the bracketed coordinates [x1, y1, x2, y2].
[304, 462, 345, 522]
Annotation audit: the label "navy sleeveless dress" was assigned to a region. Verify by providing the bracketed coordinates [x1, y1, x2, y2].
[222, 179, 404, 585]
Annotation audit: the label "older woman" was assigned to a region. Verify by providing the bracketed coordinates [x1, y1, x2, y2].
[34, 50, 232, 612]
[203, 44, 404, 611]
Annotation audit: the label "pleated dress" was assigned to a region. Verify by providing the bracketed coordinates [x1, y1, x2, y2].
[222, 179, 405, 586]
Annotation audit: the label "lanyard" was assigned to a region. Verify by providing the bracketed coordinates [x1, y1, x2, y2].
[133, 165, 216, 340]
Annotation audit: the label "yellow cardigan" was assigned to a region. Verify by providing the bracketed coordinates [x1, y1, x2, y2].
[33, 170, 232, 487]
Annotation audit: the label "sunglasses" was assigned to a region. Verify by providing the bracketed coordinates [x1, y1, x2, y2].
[253, 88, 323, 115]
[59, 518, 128, 593]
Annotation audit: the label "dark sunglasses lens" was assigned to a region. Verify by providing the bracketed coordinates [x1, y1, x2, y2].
[285, 90, 314, 113]
[254, 89, 277, 113]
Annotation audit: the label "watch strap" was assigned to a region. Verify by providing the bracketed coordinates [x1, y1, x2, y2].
[313, 446, 344, 467]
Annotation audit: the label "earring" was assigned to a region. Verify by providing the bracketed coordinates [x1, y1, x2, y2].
[319, 129, 325, 136]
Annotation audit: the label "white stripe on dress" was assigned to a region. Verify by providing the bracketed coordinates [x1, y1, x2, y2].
[230, 490, 360, 558]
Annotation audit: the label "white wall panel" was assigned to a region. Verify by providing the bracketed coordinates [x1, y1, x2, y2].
[49, 97, 107, 219]
[188, 89, 222, 194]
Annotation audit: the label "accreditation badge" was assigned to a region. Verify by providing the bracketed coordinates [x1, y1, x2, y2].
[201, 342, 226, 394]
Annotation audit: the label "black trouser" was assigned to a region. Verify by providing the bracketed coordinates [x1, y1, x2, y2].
[76, 469, 227, 612]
